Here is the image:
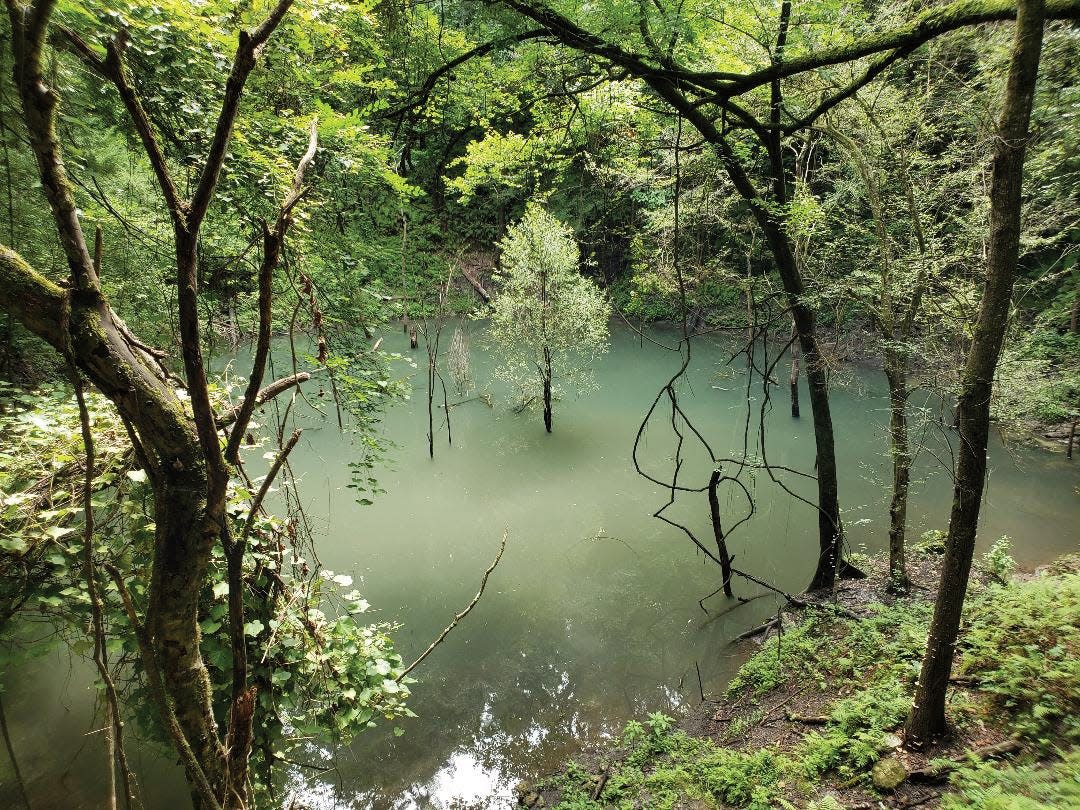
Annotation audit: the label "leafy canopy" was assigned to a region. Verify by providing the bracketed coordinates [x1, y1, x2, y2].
[489, 204, 612, 403]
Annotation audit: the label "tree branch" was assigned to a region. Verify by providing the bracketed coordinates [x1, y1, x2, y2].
[496, 0, 1080, 104]
[5, 0, 98, 291]
[218, 372, 311, 429]
[188, 0, 295, 229]
[224, 120, 317, 463]
[58, 28, 184, 227]
[384, 29, 551, 120]
[398, 530, 508, 680]
[717, 0, 1080, 97]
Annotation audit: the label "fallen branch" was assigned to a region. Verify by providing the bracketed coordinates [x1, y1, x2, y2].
[735, 616, 781, 641]
[786, 713, 829, 725]
[591, 766, 610, 800]
[458, 265, 491, 303]
[398, 529, 508, 680]
[218, 372, 311, 427]
[907, 739, 1023, 783]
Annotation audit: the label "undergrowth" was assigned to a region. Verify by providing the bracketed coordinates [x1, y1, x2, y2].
[542, 563, 1080, 809]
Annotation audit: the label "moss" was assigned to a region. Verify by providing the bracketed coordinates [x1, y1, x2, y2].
[548, 725, 794, 809]
[542, 567, 1080, 809]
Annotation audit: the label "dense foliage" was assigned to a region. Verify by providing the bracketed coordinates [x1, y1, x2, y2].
[0, 0, 1077, 806]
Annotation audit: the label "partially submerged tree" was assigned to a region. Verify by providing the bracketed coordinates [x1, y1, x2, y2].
[490, 205, 611, 432]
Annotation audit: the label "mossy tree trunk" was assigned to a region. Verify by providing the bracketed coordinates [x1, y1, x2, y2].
[3, 1, 305, 806]
[884, 356, 912, 593]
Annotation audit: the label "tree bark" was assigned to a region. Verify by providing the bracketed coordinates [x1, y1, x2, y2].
[707, 469, 734, 598]
[904, 0, 1045, 748]
[885, 355, 911, 593]
[789, 321, 801, 418]
[542, 346, 553, 433]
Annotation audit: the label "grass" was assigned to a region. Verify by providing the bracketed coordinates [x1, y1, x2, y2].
[537, 558, 1080, 809]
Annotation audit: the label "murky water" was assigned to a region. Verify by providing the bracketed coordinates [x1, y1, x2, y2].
[2, 323, 1078, 808]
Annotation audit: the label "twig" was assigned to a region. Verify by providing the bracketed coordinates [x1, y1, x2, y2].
[398, 530, 508, 680]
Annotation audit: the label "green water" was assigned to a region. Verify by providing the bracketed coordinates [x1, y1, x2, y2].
[2, 323, 1078, 809]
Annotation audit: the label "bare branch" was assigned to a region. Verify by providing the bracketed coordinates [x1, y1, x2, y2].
[398, 530, 508, 680]
[238, 430, 302, 547]
[58, 28, 184, 227]
[224, 120, 318, 463]
[218, 372, 311, 428]
[189, 0, 295, 228]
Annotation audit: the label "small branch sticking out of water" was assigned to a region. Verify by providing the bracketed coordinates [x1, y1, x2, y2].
[398, 529, 508, 680]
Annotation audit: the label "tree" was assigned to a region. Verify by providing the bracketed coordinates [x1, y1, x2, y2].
[490, 205, 611, 432]
[478, 0, 1080, 591]
[904, 0, 1046, 749]
[1, 1, 309, 805]
[823, 113, 935, 594]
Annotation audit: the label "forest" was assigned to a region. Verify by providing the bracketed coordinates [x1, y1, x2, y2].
[0, 0, 1077, 808]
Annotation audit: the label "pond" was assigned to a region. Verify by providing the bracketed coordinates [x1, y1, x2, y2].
[2, 322, 1078, 809]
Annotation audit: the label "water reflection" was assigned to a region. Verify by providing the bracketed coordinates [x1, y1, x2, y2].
[2, 323, 1078, 809]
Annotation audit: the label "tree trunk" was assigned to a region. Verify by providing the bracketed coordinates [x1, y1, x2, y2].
[662, 97, 843, 592]
[884, 354, 911, 593]
[790, 320, 801, 418]
[427, 353, 436, 458]
[1070, 269, 1079, 333]
[707, 469, 734, 598]
[542, 347, 553, 433]
[0, 249, 228, 798]
[904, 0, 1044, 749]
[646, 82, 845, 591]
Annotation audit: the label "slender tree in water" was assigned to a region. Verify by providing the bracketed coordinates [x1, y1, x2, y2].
[489, 205, 611, 432]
